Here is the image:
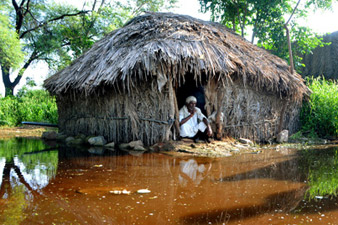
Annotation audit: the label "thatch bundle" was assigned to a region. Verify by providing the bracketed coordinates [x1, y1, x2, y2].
[44, 12, 310, 145]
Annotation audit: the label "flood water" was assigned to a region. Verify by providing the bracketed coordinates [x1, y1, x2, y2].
[0, 138, 338, 224]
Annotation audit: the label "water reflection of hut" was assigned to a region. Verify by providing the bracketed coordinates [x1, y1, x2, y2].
[44, 12, 310, 145]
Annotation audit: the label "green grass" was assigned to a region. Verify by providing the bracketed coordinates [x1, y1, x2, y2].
[300, 77, 338, 139]
[0, 89, 58, 126]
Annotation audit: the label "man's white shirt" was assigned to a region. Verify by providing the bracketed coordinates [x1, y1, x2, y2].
[179, 105, 207, 138]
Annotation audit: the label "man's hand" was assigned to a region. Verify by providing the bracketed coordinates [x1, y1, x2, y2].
[180, 109, 196, 126]
[189, 109, 196, 117]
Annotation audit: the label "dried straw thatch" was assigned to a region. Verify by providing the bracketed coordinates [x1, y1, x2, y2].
[44, 12, 310, 145]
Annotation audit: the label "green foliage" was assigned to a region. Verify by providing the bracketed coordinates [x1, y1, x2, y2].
[47, 0, 178, 72]
[300, 77, 338, 138]
[298, 147, 338, 199]
[0, 3, 24, 69]
[0, 89, 58, 126]
[199, 0, 336, 72]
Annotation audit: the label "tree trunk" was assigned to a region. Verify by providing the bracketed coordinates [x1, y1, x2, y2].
[1, 63, 26, 97]
[284, 24, 294, 74]
[251, 30, 256, 44]
[2, 72, 17, 97]
[1, 66, 15, 96]
[284, 0, 300, 75]
[5, 86, 15, 96]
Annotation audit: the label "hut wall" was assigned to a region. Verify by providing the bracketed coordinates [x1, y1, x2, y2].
[56, 81, 172, 146]
[214, 83, 301, 142]
[56, 78, 301, 144]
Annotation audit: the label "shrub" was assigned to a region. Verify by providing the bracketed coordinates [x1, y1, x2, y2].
[0, 89, 58, 126]
[300, 77, 338, 138]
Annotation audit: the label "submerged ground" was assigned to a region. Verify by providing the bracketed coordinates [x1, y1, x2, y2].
[0, 127, 338, 224]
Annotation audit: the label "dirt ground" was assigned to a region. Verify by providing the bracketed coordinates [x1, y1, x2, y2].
[0, 126, 55, 139]
[169, 137, 260, 157]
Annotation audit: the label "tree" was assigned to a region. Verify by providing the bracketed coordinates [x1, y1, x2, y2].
[0, 0, 89, 96]
[0, 2, 24, 70]
[50, 0, 177, 72]
[0, 0, 177, 96]
[199, 0, 336, 72]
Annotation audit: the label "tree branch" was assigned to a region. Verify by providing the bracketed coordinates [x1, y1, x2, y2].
[23, 0, 31, 16]
[284, 0, 301, 74]
[20, 10, 90, 38]
[13, 0, 24, 33]
[285, 0, 301, 25]
[12, 51, 39, 87]
[12, 0, 19, 10]
[132, 2, 147, 16]
[92, 0, 97, 12]
[19, 0, 26, 8]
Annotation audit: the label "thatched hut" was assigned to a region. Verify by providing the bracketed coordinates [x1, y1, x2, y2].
[44, 12, 309, 145]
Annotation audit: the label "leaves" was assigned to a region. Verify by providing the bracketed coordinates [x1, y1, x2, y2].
[199, 0, 337, 72]
[0, 3, 24, 69]
[0, 89, 58, 126]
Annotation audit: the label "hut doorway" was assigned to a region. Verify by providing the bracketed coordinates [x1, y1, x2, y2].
[176, 74, 207, 115]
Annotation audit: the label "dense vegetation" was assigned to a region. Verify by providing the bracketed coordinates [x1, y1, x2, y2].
[300, 77, 338, 139]
[199, 0, 335, 72]
[0, 89, 58, 126]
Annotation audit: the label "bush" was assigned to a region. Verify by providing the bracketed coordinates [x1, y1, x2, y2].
[0, 89, 58, 126]
[300, 77, 338, 138]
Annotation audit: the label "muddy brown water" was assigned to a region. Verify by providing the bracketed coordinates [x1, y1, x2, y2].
[0, 138, 338, 224]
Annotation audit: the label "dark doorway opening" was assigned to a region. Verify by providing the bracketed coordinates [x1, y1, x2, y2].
[176, 73, 207, 115]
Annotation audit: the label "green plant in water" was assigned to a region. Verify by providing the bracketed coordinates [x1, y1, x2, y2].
[298, 147, 338, 200]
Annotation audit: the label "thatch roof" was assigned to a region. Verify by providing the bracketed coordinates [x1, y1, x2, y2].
[44, 12, 309, 101]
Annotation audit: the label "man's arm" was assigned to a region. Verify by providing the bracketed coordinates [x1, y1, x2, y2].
[179, 110, 195, 126]
[203, 117, 213, 137]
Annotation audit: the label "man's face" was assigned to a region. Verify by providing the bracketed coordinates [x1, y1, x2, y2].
[187, 101, 196, 111]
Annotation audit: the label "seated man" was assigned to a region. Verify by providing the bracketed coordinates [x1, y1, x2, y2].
[179, 96, 213, 142]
